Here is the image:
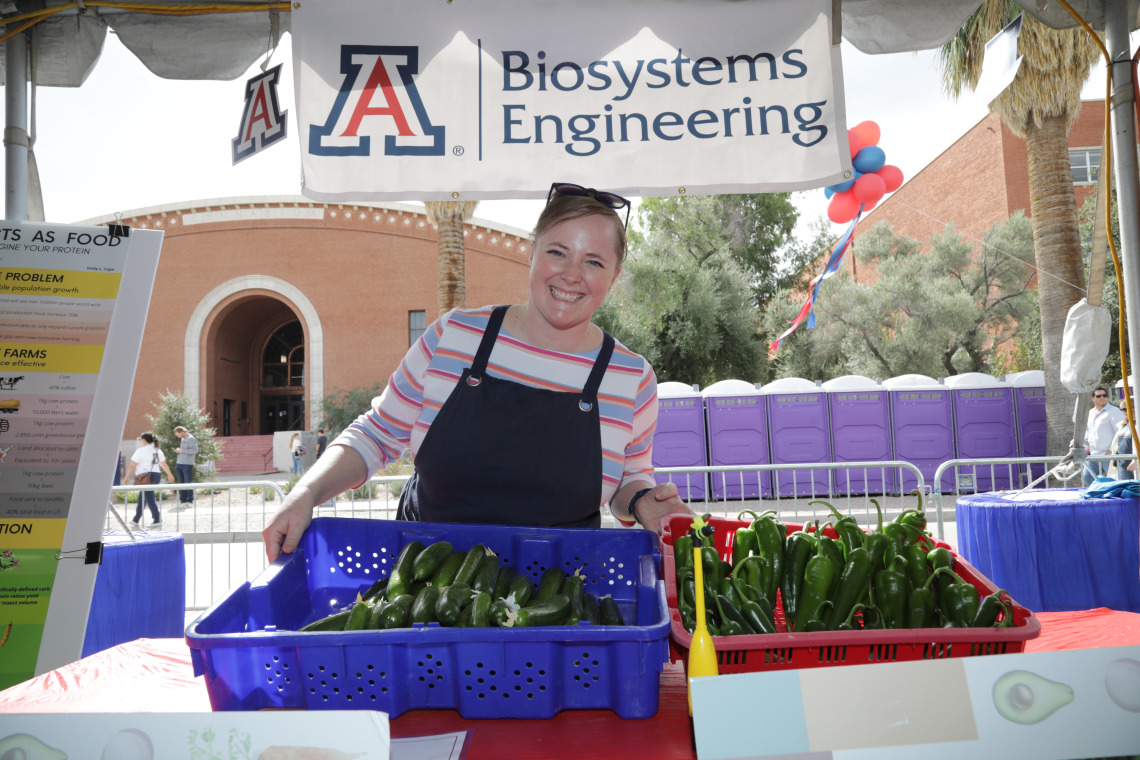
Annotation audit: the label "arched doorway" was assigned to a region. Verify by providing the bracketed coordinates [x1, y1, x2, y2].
[186, 277, 324, 436]
[259, 320, 306, 433]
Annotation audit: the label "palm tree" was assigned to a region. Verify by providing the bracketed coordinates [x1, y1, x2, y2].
[424, 200, 479, 316]
[940, 2, 1100, 454]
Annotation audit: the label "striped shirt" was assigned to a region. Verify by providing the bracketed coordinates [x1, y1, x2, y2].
[334, 306, 659, 505]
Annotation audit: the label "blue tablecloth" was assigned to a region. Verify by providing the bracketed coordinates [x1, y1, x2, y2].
[956, 489, 1140, 613]
[82, 532, 186, 657]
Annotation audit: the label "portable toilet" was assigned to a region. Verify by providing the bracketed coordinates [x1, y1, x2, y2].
[763, 377, 831, 497]
[823, 375, 892, 495]
[1114, 376, 1137, 404]
[702, 379, 770, 500]
[945, 372, 1017, 492]
[1005, 370, 1047, 487]
[653, 382, 707, 500]
[884, 374, 954, 493]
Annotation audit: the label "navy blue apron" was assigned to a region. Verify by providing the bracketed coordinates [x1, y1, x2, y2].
[397, 305, 614, 528]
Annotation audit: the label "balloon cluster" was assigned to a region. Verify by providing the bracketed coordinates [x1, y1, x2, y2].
[824, 120, 903, 224]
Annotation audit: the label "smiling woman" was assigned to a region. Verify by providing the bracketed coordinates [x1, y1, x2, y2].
[263, 186, 692, 559]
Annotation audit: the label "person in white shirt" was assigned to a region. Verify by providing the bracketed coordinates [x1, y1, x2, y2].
[1110, 397, 1136, 481]
[1085, 387, 1126, 485]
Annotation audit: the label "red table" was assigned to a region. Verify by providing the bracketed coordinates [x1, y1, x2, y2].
[2, 608, 1139, 759]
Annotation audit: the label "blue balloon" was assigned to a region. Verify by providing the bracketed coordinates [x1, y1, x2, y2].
[831, 177, 856, 193]
[853, 145, 887, 174]
[824, 186, 836, 199]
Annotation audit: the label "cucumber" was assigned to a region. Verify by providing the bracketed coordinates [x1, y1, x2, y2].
[435, 582, 472, 626]
[471, 554, 501, 595]
[367, 601, 385, 630]
[533, 567, 566, 603]
[360, 576, 388, 603]
[454, 544, 486, 587]
[581, 591, 601, 625]
[466, 591, 492, 627]
[493, 566, 518, 600]
[409, 584, 441, 625]
[508, 573, 535, 607]
[299, 609, 351, 632]
[345, 600, 371, 631]
[599, 595, 625, 626]
[563, 572, 585, 624]
[430, 552, 465, 587]
[489, 597, 516, 627]
[379, 594, 414, 629]
[413, 540, 454, 581]
[387, 540, 425, 598]
[511, 594, 571, 627]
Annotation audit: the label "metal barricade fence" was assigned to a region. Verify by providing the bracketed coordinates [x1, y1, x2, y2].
[930, 452, 1138, 539]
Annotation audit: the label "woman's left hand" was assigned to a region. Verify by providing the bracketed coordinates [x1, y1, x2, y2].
[635, 481, 692, 535]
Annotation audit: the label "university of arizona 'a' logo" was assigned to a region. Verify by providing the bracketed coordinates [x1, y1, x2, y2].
[310, 45, 445, 157]
[232, 64, 289, 165]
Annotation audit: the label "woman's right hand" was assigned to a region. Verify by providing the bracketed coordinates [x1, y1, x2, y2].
[263, 487, 317, 562]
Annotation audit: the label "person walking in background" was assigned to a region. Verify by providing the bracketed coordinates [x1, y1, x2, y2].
[173, 425, 198, 506]
[1085, 386, 1125, 485]
[316, 428, 328, 459]
[1111, 397, 1136, 481]
[290, 432, 305, 475]
[125, 432, 175, 528]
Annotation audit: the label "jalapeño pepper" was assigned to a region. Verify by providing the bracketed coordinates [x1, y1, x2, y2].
[836, 603, 865, 630]
[814, 501, 865, 552]
[860, 604, 884, 630]
[873, 555, 909, 629]
[739, 596, 777, 634]
[731, 555, 766, 605]
[817, 532, 846, 600]
[863, 498, 889, 575]
[780, 527, 818, 629]
[793, 538, 835, 633]
[674, 534, 693, 573]
[802, 600, 833, 632]
[972, 589, 1013, 628]
[743, 509, 786, 608]
[715, 594, 748, 636]
[823, 546, 872, 630]
[926, 546, 956, 609]
[732, 524, 759, 568]
[932, 567, 980, 627]
[905, 569, 940, 629]
[903, 541, 931, 593]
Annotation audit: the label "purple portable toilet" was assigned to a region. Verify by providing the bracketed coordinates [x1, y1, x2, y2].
[1114, 375, 1137, 403]
[652, 382, 707, 500]
[702, 379, 770, 500]
[945, 372, 1016, 492]
[1006, 370, 1046, 487]
[884, 374, 954, 493]
[823, 375, 891, 495]
[763, 377, 831, 497]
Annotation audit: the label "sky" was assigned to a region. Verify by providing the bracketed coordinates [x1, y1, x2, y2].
[27, 28, 1112, 240]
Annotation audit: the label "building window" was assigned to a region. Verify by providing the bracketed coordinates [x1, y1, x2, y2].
[1070, 148, 1100, 185]
[262, 320, 304, 388]
[409, 310, 427, 346]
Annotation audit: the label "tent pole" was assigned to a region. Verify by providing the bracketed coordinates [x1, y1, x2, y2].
[4, 30, 27, 222]
[1105, 0, 1140, 397]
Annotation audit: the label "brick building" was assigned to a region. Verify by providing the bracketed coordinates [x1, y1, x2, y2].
[839, 99, 1104, 281]
[90, 197, 532, 469]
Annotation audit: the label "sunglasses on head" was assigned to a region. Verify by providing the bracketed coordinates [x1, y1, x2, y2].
[547, 182, 631, 229]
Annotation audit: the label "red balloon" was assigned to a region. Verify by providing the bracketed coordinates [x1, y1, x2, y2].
[851, 120, 880, 148]
[847, 129, 862, 159]
[878, 164, 904, 193]
[861, 198, 879, 214]
[853, 173, 886, 205]
[828, 190, 861, 224]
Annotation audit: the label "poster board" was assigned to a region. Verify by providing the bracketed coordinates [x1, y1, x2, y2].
[0, 221, 163, 687]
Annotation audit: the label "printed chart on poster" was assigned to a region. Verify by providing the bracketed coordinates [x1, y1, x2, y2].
[0, 221, 162, 689]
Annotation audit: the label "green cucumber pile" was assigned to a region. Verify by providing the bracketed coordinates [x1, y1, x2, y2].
[674, 495, 1016, 636]
[298, 539, 626, 632]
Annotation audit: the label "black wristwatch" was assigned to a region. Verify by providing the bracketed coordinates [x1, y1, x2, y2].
[628, 487, 652, 524]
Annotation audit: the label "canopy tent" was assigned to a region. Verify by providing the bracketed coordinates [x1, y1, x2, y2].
[2, 0, 1139, 405]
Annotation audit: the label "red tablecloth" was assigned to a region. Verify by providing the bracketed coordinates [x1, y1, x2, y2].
[2, 609, 1138, 759]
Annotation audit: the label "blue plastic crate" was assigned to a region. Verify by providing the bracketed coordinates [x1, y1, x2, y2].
[185, 517, 670, 719]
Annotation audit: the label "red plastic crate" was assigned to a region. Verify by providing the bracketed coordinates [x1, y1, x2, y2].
[661, 514, 1041, 673]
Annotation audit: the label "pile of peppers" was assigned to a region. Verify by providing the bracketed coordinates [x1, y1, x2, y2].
[673, 495, 1017, 635]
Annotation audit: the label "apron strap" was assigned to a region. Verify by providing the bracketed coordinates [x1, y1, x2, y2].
[467, 305, 509, 385]
[579, 332, 615, 412]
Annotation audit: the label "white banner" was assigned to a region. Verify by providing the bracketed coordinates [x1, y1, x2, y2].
[294, 0, 851, 201]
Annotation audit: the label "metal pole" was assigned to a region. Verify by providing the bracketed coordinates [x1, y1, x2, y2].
[4, 30, 27, 221]
[1105, 0, 1140, 395]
